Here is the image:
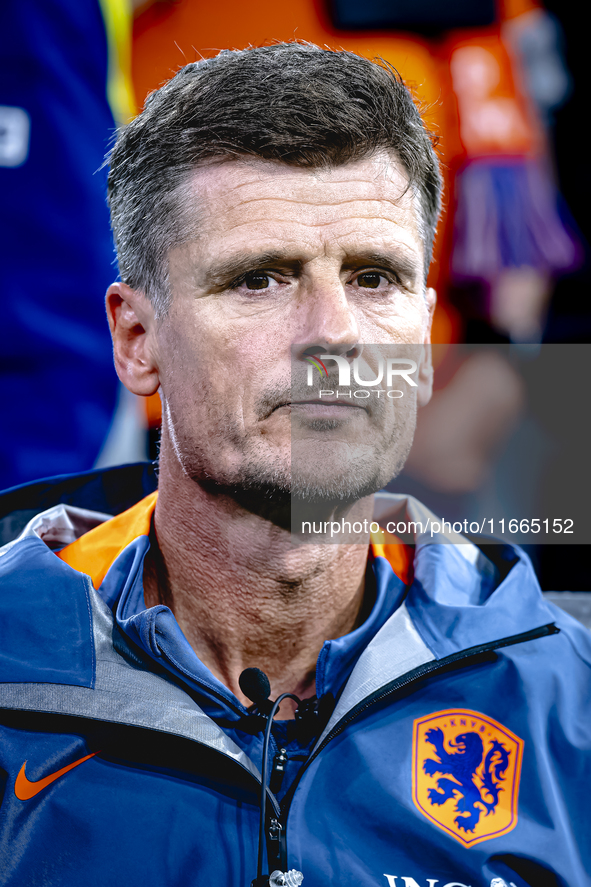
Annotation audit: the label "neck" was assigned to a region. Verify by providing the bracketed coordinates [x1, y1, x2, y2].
[144, 447, 374, 717]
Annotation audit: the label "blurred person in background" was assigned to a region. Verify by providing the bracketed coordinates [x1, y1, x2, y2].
[0, 0, 138, 490]
[447, 0, 582, 344]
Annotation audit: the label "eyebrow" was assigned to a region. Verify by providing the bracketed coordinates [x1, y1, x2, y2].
[341, 251, 421, 285]
[204, 252, 303, 287]
[203, 247, 421, 288]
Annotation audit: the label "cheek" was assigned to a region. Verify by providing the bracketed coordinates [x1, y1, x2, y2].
[358, 298, 429, 344]
[386, 389, 417, 428]
[157, 322, 214, 416]
[160, 332, 261, 439]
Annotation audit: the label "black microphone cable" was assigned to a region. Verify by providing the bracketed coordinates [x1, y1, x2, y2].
[239, 668, 304, 887]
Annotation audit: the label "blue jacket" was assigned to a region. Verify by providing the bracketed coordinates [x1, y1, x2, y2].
[0, 466, 589, 887]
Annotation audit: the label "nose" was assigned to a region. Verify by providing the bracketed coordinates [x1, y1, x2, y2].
[294, 274, 362, 361]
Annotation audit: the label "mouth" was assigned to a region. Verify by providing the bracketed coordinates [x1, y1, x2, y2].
[273, 399, 369, 418]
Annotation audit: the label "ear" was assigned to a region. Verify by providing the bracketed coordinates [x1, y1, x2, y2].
[106, 282, 161, 397]
[417, 287, 436, 407]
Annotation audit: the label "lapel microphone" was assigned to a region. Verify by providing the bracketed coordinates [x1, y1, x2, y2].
[239, 667, 274, 716]
[239, 668, 305, 887]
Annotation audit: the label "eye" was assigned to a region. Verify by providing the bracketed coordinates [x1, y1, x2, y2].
[242, 271, 278, 290]
[355, 271, 389, 289]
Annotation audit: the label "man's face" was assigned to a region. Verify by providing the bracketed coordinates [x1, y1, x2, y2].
[153, 153, 434, 506]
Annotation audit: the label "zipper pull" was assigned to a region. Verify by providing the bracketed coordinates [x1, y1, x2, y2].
[269, 869, 304, 886]
[268, 818, 283, 843]
[269, 748, 288, 795]
[251, 868, 304, 887]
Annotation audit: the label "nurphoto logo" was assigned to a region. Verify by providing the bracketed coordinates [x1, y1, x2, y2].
[305, 354, 418, 400]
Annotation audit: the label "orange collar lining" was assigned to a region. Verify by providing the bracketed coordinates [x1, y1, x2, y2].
[56, 490, 413, 589]
[56, 491, 158, 589]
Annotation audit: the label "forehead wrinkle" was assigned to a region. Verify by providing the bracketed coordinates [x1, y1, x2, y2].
[208, 218, 424, 278]
[208, 189, 416, 218]
[205, 182, 420, 234]
[190, 162, 414, 216]
[186, 157, 412, 209]
[178, 158, 425, 284]
[205, 211, 421, 246]
[202, 222, 421, 262]
[200, 200, 417, 241]
[191, 211, 423, 270]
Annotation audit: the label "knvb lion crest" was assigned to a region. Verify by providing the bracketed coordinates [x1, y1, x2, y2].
[412, 709, 524, 847]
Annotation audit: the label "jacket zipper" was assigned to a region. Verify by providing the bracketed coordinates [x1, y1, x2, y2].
[118, 625, 287, 872]
[272, 622, 560, 870]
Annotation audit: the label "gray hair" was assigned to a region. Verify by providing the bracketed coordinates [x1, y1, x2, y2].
[107, 42, 442, 315]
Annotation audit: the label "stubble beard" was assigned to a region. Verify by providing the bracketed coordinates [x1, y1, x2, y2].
[162, 393, 417, 526]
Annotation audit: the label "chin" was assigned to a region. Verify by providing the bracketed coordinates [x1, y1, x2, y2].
[290, 461, 401, 504]
[178, 430, 412, 517]
[290, 435, 411, 501]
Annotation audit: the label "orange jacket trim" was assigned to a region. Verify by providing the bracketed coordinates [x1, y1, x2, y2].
[56, 490, 413, 589]
[56, 491, 158, 590]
